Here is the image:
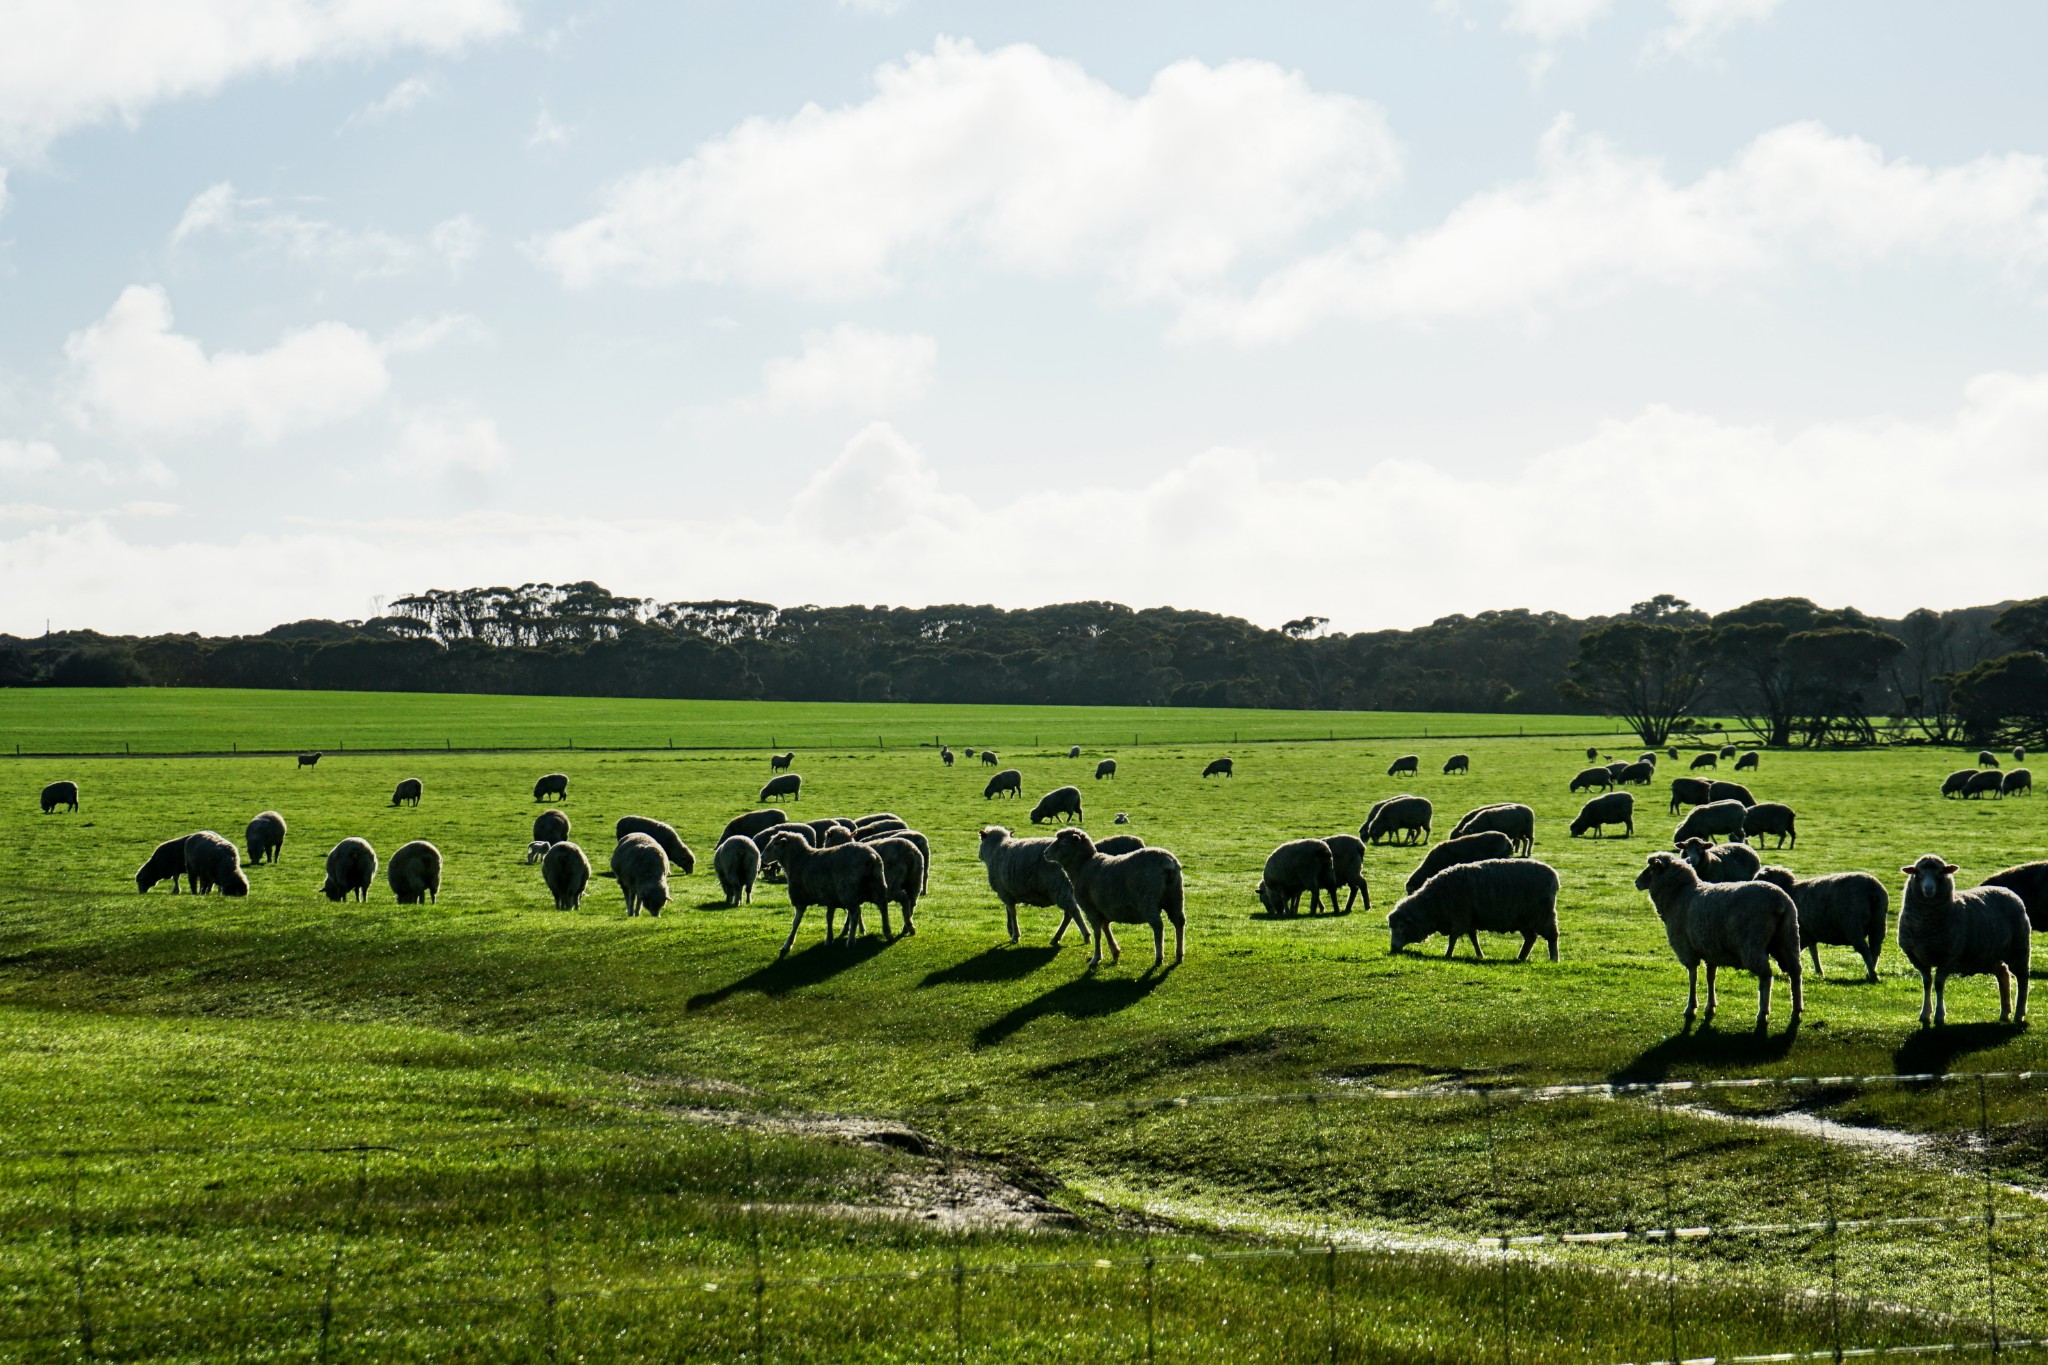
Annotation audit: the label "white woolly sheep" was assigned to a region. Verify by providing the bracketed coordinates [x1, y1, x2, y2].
[1898, 854, 2031, 1026]
[861, 825, 930, 893]
[1448, 803, 1533, 856]
[183, 831, 249, 897]
[1044, 828, 1186, 969]
[1570, 767, 1616, 793]
[984, 768, 1024, 800]
[1404, 831, 1515, 895]
[1442, 754, 1470, 775]
[714, 835, 761, 906]
[941, 747, 955, 767]
[533, 809, 570, 845]
[1675, 836, 1761, 884]
[1203, 757, 1235, 778]
[388, 840, 442, 905]
[245, 810, 287, 865]
[1604, 761, 1629, 779]
[759, 773, 802, 803]
[533, 772, 569, 802]
[614, 816, 696, 874]
[978, 825, 1089, 947]
[1586, 746, 1599, 762]
[1113, 812, 1130, 824]
[1635, 852, 1802, 1031]
[1638, 752, 1658, 767]
[1389, 859, 1560, 962]
[1257, 838, 1339, 917]
[865, 835, 926, 937]
[1386, 755, 1419, 777]
[1673, 800, 1749, 845]
[1719, 745, 1738, 759]
[390, 777, 423, 807]
[2002, 767, 2032, 797]
[765, 829, 890, 953]
[610, 832, 672, 917]
[2016, 747, 2027, 764]
[1095, 759, 1117, 781]
[1362, 795, 1432, 846]
[136, 837, 190, 893]
[541, 840, 590, 910]
[1756, 865, 1886, 981]
[321, 838, 378, 903]
[1569, 792, 1634, 839]
[1029, 785, 1084, 826]
[39, 780, 79, 814]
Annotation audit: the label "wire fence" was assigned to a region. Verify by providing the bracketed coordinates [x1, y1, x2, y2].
[3, 1070, 2042, 1362]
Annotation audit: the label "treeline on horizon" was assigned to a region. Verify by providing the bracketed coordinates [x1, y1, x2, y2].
[6, 583, 2048, 747]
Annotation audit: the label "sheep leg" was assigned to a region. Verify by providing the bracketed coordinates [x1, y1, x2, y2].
[1917, 967, 1935, 1027]
[1683, 963, 1700, 1021]
[1932, 967, 1949, 1027]
[1468, 931, 1485, 959]
[2016, 962, 2030, 1024]
[1703, 963, 1719, 1022]
[1994, 963, 2013, 1023]
[1754, 969, 1773, 1032]
[1093, 922, 1122, 967]
[1151, 919, 1165, 971]
[1809, 944, 1823, 977]
[778, 906, 807, 958]
[1171, 913, 1185, 966]
[1517, 932, 1536, 963]
[1005, 900, 1021, 945]
[877, 902, 895, 943]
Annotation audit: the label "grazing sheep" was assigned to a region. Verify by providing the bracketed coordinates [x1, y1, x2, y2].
[1689, 753, 1718, 770]
[1256, 838, 1340, 917]
[766, 829, 891, 952]
[297, 752, 321, 769]
[390, 777, 423, 807]
[609, 832, 672, 917]
[534, 809, 570, 845]
[1569, 792, 1635, 839]
[1667, 747, 1680, 760]
[1979, 861, 2048, 932]
[1362, 795, 1433, 846]
[1668, 777, 1713, 816]
[136, 837, 190, 893]
[979, 825, 1089, 946]
[770, 751, 795, 772]
[183, 831, 249, 897]
[984, 768, 1024, 800]
[713, 835, 761, 906]
[1571, 767, 1616, 794]
[1442, 754, 1470, 776]
[1095, 759, 1117, 781]
[1449, 803, 1534, 857]
[1676, 836, 1761, 884]
[526, 840, 552, 864]
[39, 781, 78, 814]
[1940, 769, 1976, 799]
[720, 810, 789, 846]
[1734, 752, 1759, 772]
[1756, 866, 1886, 981]
[541, 840, 590, 910]
[1707, 781, 1755, 807]
[1095, 834, 1144, 857]
[245, 810, 287, 865]
[1638, 752, 1658, 767]
[533, 772, 569, 802]
[1068, 745, 1082, 759]
[1044, 828, 1186, 969]
[1586, 746, 1599, 762]
[321, 838, 378, 903]
[1389, 858, 1560, 961]
[1204, 757, 1235, 778]
[1741, 802, 1798, 849]
[614, 816, 696, 875]
[1965, 769, 2004, 800]
[853, 814, 907, 838]
[1387, 755, 1419, 777]
[1898, 854, 2031, 1026]
[759, 773, 802, 803]
[1673, 800, 1749, 845]
[822, 825, 854, 846]
[1404, 831, 1516, 895]
[941, 747, 955, 767]
[981, 750, 999, 767]
[1618, 761, 1655, 786]
[1979, 750, 2001, 768]
[2002, 767, 2033, 797]
[388, 840, 443, 905]
[1029, 785, 1084, 826]
[1719, 745, 1738, 760]
[964, 748, 978, 760]
[1635, 852, 1802, 1030]
[1325, 833, 1371, 913]
[1604, 761, 1630, 780]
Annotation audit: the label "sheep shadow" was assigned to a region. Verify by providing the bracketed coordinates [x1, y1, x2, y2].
[1610, 1017, 1801, 1086]
[693, 898, 750, 911]
[975, 971, 1168, 1048]
[1892, 1022, 2027, 1077]
[686, 936, 889, 1012]
[919, 945, 1060, 988]
[1247, 907, 1353, 921]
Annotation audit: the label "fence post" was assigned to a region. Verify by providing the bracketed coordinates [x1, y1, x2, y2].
[65, 1152, 92, 1359]
[529, 1125, 559, 1360]
[1980, 1076, 2001, 1358]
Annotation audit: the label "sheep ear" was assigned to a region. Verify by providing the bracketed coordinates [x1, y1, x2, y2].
[1901, 865, 1917, 874]
[1943, 863, 1959, 875]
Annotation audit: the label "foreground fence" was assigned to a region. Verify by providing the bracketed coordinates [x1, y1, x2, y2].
[3, 1070, 2043, 1362]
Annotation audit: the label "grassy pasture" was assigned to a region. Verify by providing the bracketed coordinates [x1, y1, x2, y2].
[2, 705, 2045, 1360]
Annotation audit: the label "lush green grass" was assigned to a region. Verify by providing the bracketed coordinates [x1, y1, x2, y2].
[0, 687, 1631, 754]
[3, 726, 2043, 1359]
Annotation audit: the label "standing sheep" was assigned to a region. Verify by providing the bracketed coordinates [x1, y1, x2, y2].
[1735, 752, 1760, 772]
[979, 825, 1090, 946]
[713, 835, 761, 907]
[388, 840, 443, 905]
[390, 777, 423, 807]
[1634, 852, 1802, 1031]
[541, 841, 590, 910]
[1387, 755, 1419, 777]
[759, 773, 802, 803]
[984, 768, 1024, 800]
[1029, 785, 1084, 826]
[1256, 838, 1340, 917]
[533, 772, 569, 802]
[1756, 866, 1887, 981]
[1569, 792, 1634, 839]
[1675, 836, 1761, 884]
[770, 751, 796, 772]
[1618, 761, 1655, 786]
[1571, 767, 1616, 793]
[2002, 768, 2033, 797]
[610, 832, 672, 917]
[1673, 800, 1749, 845]
[1203, 758, 1235, 779]
[39, 781, 79, 814]
[321, 838, 378, 903]
[1404, 831, 1515, 895]
[1388, 859, 1560, 962]
[866, 835, 926, 937]
[1095, 759, 1117, 781]
[981, 750, 1000, 767]
[297, 752, 321, 769]
[720, 810, 788, 846]
[1442, 754, 1470, 776]
[1964, 769, 2004, 800]
[1940, 770, 1976, 799]
[136, 837, 191, 893]
[1668, 777, 1712, 816]
[1689, 753, 1718, 770]
[182, 831, 249, 897]
[245, 811, 287, 865]
[1898, 854, 2031, 1026]
[766, 830, 891, 953]
[1325, 834, 1371, 913]
[1979, 861, 2048, 932]
[1708, 781, 1755, 806]
[614, 816, 697, 874]
[1719, 745, 1738, 760]
[1741, 802, 1798, 849]
[534, 809, 570, 845]
[1362, 795, 1433, 846]
[1448, 803, 1533, 857]
[1604, 761, 1630, 780]
[1637, 752, 1659, 767]
[1044, 828, 1186, 970]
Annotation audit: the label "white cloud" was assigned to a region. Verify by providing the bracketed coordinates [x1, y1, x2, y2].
[1650, 0, 1783, 57]
[837, 0, 907, 14]
[0, 438, 61, 475]
[0, 0, 518, 160]
[0, 168, 9, 216]
[1500, 0, 1614, 44]
[528, 103, 570, 148]
[1178, 117, 2048, 344]
[750, 326, 936, 415]
[171, 182, 480, 277]
[390, 411, 508, 475]
[0, 503, 61, 522]
[382, 313, 493, 354]
[345, 74, 441, 128]
[63, 285, 389, 445]
[536, 38, 1399, 302]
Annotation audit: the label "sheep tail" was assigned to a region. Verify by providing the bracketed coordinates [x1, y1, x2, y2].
[1161, 861, 1186, 924]
[1769, 898, 1802, 979]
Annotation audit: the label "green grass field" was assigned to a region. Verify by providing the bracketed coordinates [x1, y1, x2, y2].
[2, 693, 2043, 1361]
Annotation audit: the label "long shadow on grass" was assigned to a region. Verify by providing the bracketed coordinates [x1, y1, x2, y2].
[918, 945, 1059, 988]
[686, 936, 889, 1012]
[1892, 1021, 2026, 1077]
[1610, 1018, 1801, 1085]
[974, 970, 1167, 1048]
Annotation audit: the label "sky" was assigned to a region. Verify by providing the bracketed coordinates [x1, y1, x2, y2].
[4, 0, 2048, 637]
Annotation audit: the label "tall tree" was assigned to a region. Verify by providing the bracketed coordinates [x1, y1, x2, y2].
[1561, 620, 1713, 746]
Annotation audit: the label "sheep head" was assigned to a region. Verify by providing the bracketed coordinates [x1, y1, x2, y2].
[1901, 854, 1959, 904]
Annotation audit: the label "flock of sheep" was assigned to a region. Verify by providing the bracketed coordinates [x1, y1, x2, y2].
[38, 735, 2043, 1033]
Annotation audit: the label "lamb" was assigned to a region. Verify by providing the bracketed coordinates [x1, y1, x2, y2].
[1449, 803, 1534, 856]
[1095, 759, 1117, 781]
[1979, 750, 2000, 768]
[1634, 852, 1802, 1031]
[1362, 795, 1432, 846]
[526, 840, 552, 864]
[978, 825, 1089, 947]
[1676, 836, 1761, 884]
[1404, 831, 1516, 895]
[770, 751, 796, 772]
[720, 810, 788, 845]
[1068, 745, 1082, 759]
[1756, 866, 1887, 981]
[1940, 769, 1976, 799]
[610, 832, 672, 917]
[1386, 755, 1419, 777]
[541, 840, 590, 910]
[244, 810, 287, 865]
[136, 837, 190, 893]
[1898, 854, 2031, 1026]
[713, 835, 761, 906]
[1673, 800, 1749, 845]
[390, 777, 423, 807]
[297, 752, 321, 769]
[321, 838, 378, 903]
[1094, 834, 1144, 856]
[1029, 785, 1084, 826]
[39, 780, 78, 813]
[614, 816, 696, 874]
[388, 840, 442, 905]
[766, 829, 891, 953]
[1325, 833, 1371, 913]
[1204, 757, 1235, 778]
[1668, 777, 1713, 815]
[1389, 859, 1560, 962]
[1689, 753, 1718, 770]
[1979, 861, 2048, 932]
[1569, 792, 1634, 839]
[1570, 767, 1616, 793]
[1442, 754, 1470, 775]
[1256, 838, 1340, 917]
[533, 772, 569, 802]
[981, 750, 999, 767]
[1044, 828, 1186, 969]
[183, 831, 249, 896]
[533, 809, 570, 845]
[1741, 802, 1798, 849]
[1708, 781, 1755, 806]
[2002, 767, 2033, 797]
[1618, 761, 1655, 785]
[1964, 769, 2004, 800]
[984, 768, 1024, 800]
[759, 773, 802, 803]
[1735, 752, 1759, 772]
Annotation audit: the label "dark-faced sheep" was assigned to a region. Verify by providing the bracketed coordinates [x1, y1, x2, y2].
[614, 816, 696, 874]
[321, 838, 377, 903]
[1635, 852, 1802, 1031]
[713, 835, 761, 906]
[39, 781, 78, 814]
[1676, 836, 1761, 884]
[533, 772, 569, 802]
[766, 830, 890, 953]
[1979, 861, 2048, 933]
[136, 837, 189, 893]
[1389, 859, 1560, 962]
[1569, 792, 1634, 839]
[984, 769, 1024, 800]
[1708, 780, 1755, 806]
[978, 825, 1090, 947]
[183, 831, 249, 897]
[1587, 746, 1600, 762]
[1029, 785, 1083, 826]
[1571, 767, 1615, 794]
[610, 832, 672, 917]
[2002, 767, 2032, 797]
[720, 809, 788, 846]
[1979, 750, 2000, 768]
[1964, 769, 2003, 800]
[1667, 747, 1679, 759]
[1362, 795, 1432, 846]
[1674, 800, 1749, 845]
[1668, 777, 1712, 816]
[1442, 754, 1470, 776]
[1387, 755, 1418, 778]
[1068, 745, 1081, 759]
[1404, 831, 1515, 895]
[1095, 758, 1116, 781]
[1325, 833, 1371, 913]
[1757, 866, 1886, 981]
[1740, 802, 1797, 848]
[1689, 753, 1718, 770]
[981, 750, 999, 767]
[541, 840, 590, 910]
[1618, 761, 1655, 785]
[1449, 803, 1533, 857]
[1203, 757, 1235, 779]
[1094, 833, 1144, 857]
[297, 752, 321, 769]
[245, 811, 287, 865]
[388, 840, 442, 905]
[534, 809, 570, 845]
[1940, 769, 1976, 799]
[390, 777, 423, 807]
[1898, 854, 2030, 1026]
[1256, 838, 1339, 917]
[759, 773, 802, 803]
[2016, 747, 2027, 764]
[770, 751, 795, 772]
[1734, 751, 1759, 772]
[1045, 828, 1186, 969]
